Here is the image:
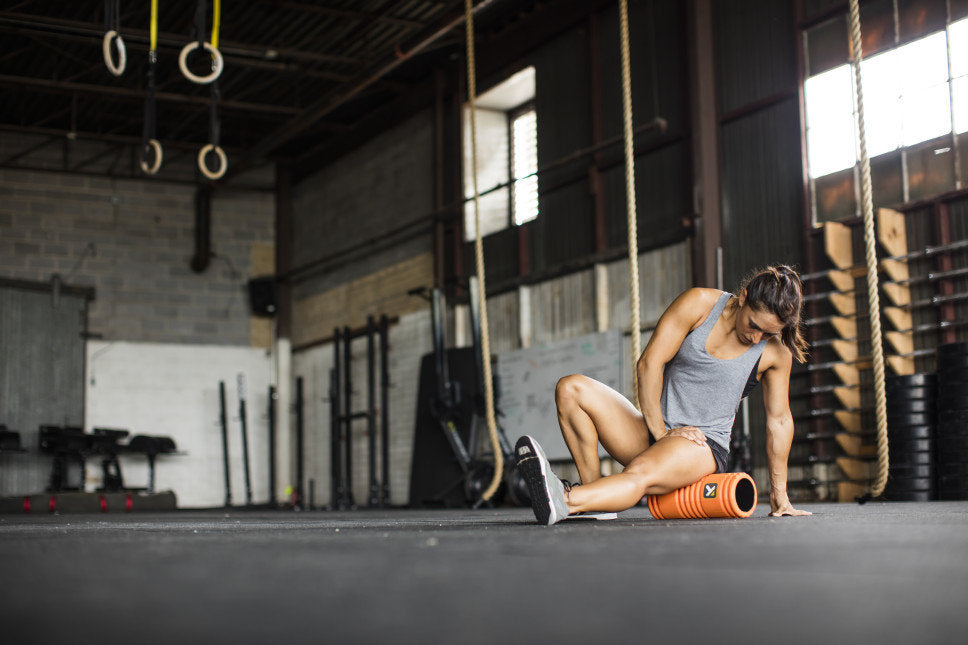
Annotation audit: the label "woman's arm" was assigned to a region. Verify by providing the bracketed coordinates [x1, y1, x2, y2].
[761, 344, 811, 517]
[635, 288, 713, 444]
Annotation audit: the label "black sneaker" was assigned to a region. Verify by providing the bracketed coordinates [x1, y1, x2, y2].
[514, 435, 569, 525]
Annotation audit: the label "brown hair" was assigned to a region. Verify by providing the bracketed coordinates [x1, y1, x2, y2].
[739, 265, 809, 363]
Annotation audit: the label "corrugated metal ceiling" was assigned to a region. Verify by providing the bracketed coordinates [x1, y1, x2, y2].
[0, 0, 526, 181]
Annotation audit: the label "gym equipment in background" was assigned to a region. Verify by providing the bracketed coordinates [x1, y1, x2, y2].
[937, 342, 968, 500]
[884, 374, 937, 501]
[329, 316, 391, 510]
[237, 374, 253, 506]
[139, 0, 162, 174]
[37, 425, 178, 494]
[407, 286, 528, 509]
[648, 472, 758, 520]
[218, 380, 232, 507]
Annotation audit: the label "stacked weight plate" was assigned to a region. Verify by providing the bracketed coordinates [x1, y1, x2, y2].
[937, 342, 968, 500]
[884, 373, 937, 501]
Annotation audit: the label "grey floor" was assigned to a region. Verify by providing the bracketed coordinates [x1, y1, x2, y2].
[1, 502, 967, 645]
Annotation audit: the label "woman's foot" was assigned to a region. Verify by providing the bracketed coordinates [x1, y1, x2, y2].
[515, 435, 569, 525]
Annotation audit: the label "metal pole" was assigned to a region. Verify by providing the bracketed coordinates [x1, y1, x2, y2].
[343, 325, 356, 508]
[367, 316, 379, 507]
[268, 384, 277, 506]
[237, 373, 253, 506]
[219, 381, 232, 507]
[331, 328, 344, 509]
[295, 376, 304, 510]
[379, 315, 390, 507]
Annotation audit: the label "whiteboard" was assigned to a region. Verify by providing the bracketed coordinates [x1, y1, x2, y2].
[496, 329, 625, 461]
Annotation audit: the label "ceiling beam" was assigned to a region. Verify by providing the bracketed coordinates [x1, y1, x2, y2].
[0, 74, 301, 116]
[218, 0, 501, 182]
[265, 1, 429, 30]
[0, 12, 361, 67]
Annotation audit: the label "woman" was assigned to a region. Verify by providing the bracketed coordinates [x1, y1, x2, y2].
[515, 265, 812, 524]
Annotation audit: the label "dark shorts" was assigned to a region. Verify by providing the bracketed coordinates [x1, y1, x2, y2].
[708, 440, 729, 473]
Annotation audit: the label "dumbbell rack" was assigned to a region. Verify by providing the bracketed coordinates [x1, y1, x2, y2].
[797, 207, 968, 501]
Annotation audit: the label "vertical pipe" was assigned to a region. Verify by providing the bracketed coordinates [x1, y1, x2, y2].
[331, 328, 343, 508]
[237, 373, 253, 506]
[343, 326, 356, 508]
[295, 375, 304, 510]
[434, 67, 446, 289]
[219, 381, 232, 507]
[367, 315, 379, 507]
[453, 61, 466, 283]
[268, 384, 277, 506]
[589, 8, 607, 254]
[380, 315, 390, 506]
[687, 0, 722, 288]
[431, 288, 449, 403]
[328, 368, 339, 508]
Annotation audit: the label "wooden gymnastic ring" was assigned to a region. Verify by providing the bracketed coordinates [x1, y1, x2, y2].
[102, 30, 126, 76]
[139, 139, 163, 175]
[198, 144, 227, 180]
[178, 41, 224, 84]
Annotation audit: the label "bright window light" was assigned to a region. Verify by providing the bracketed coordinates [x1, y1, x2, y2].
[951, 18, 968, 134]
[804, 65, 855, 177]
[950, 18, 968, 78]
[463, 67, 537, 239]
[954, 78, 968, 134]
[511, 109, 538, 225]
[805, 27, 962, 179]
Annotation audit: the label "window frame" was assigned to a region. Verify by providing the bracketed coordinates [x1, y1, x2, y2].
[801, 5, 968, 225]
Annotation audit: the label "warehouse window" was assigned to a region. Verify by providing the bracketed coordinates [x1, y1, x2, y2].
[803, 4, 968, 223]
[463, 66, 537, 240]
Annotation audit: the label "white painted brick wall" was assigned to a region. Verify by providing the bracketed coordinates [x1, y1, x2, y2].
[292, 309, 432, 507]
[85, 341, 273, 508]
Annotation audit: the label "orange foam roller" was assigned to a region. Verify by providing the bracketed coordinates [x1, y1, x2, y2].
[647, 472, 758, 519]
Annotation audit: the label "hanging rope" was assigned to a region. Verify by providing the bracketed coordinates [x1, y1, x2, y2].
[847, 0, 889, 499]
[102, 0, 126, 76]
[463, 0, 503, 502]
[618, 0, 642, 402]
[140, 0, 162, 175]
[179, 0, 224, 85]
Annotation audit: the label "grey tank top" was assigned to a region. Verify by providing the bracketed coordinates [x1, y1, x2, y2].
[660, 291, 767, 452]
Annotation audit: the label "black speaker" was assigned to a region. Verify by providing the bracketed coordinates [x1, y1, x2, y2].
[248, 276, 276, 316]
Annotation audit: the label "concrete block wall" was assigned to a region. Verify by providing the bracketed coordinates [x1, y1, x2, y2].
[0, 162, 275, 345]
[291, 109, 434, 296]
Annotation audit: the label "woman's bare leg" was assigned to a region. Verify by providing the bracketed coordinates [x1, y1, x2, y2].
[555, 374, 651, 485]
[564, 436, 717, 513]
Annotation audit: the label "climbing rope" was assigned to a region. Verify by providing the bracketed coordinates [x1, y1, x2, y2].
[179, 0, 224, 85]
[140, 0, 162, 175]
[848, 0, 889, 499]
[102, 0, 126, 76]
[463, 0, 503, 502]
[618, 0, 642, 402]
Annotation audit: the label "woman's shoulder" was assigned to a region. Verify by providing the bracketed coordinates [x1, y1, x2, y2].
[676, 287, 725, 304]
[761, 335, 793, 371]
[669, 288, 725, 330]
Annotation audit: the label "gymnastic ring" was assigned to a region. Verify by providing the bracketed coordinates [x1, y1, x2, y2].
[139, 139, 163, 175]
[178, 41, 224, 84]
[102, 30, 126, 77]
[198, 144, 227, 180]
